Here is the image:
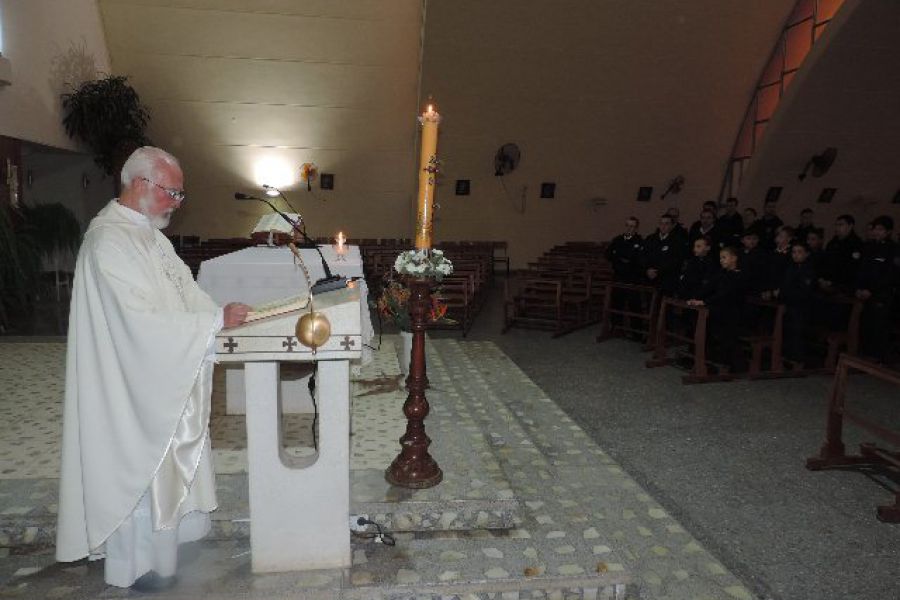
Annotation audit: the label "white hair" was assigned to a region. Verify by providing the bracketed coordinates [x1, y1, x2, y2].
[120, 146, 180, 188]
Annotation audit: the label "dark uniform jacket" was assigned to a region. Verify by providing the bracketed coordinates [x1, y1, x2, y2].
[758, 215, 784, 250]
[717, 212, 744, 248]
[779, 261, 816, 308]
[740, 247, 768, 293]
[678, 255, 719, 300]
[795, 224, 816, 246]
[688, 223, 722, 251]
[764, 247, 792, 292]
[605, 234, 644, 283]
[822, 232, 863, 292]
[642, 232, 685, 295]
[856, 239, 898, 302]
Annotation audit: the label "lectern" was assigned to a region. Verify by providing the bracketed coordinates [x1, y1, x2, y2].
[215, 287, 361, 573]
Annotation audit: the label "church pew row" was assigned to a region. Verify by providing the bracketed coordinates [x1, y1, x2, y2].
[596, 283, 661, 348]
[806, 354, 900, 523]
[638, 293, 866, 384]
[501, 241, 614, 336]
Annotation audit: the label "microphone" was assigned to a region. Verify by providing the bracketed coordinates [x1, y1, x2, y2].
[234, 192, 347, 295]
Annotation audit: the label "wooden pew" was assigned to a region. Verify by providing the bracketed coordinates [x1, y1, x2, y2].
[806, 354, 900, 523]
[822, 296, 864, 372]
[741, 298, 788, 379]
[597, 282, 660, 347]
[645, 297, 735, 384]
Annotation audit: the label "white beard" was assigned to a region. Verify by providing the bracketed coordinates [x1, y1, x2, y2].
[138, 196, 173, 229]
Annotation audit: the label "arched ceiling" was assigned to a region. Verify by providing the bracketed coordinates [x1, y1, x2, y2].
[740, 0, 900, 225]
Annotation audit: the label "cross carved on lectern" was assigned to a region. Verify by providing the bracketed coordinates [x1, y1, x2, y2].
[340, 336, 355, 351]
[283, 337, 298, 351]
[224, 337, 238, 353]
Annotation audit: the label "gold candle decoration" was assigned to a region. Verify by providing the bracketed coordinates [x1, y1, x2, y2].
[414, 103, 440, 250]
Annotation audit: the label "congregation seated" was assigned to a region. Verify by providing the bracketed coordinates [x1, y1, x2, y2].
[607, 201, 898, 377]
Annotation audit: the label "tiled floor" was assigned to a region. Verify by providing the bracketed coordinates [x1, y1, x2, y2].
[0, 337, 760, 599]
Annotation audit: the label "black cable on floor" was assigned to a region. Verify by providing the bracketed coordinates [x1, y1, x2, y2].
[307, 367, 318, 451]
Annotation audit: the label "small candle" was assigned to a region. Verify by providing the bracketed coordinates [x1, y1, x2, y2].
[336, 231, 346, 254]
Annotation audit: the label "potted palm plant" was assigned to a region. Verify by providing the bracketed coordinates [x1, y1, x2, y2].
[61, 74, 151, 182]
[0, 201, 81, 330]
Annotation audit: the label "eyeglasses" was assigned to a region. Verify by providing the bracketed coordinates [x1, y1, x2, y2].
[140, 177, 186, 202]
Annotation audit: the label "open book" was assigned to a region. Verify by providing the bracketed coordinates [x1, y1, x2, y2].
[252, 213, 301, 235]
[245, 293, 310, 323]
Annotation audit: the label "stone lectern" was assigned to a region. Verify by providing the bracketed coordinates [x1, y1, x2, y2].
[215, 287, 361, 573]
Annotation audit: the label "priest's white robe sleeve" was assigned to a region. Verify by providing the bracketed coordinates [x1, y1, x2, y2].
[57, 216, 221, 562]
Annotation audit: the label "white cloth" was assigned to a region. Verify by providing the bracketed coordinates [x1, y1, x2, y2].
[197, 245, 374, 366]
[56, 200, 221, 564]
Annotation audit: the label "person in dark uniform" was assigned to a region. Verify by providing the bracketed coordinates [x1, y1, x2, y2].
[665, 206, 690, 251]
[794, 208, 816, 245]
[643, 214, 686, 297]
[678, 236, 719, 300]
[855, 215, 898, 362]
[762, 226, 795, 299]
[687, 246, 747, 371]
[805, 227, 825, 279]
[605, 217, 645, 330]
[718, 197, 744, 249]
[775, 242, 816, 365]
[688, 209, 721, 251]
[820, 214, 864, 294]
[743, 207, 759, 233]
[605, 216, 643, 283]
[740, 230, 767, 294]
[758, 199, 784, 250]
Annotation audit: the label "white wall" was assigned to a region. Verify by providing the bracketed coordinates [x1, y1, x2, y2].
[0, 0, 111, 150]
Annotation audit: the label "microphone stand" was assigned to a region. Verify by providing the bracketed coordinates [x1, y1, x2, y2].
[235, 193, 347, 294]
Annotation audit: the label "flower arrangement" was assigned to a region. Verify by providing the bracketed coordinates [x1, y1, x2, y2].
[300, 162, 318, 191]
[393, 249, 454, 281]
[375, 277, 453, 332]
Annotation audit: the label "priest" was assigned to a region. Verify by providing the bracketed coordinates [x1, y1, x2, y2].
[55, 146, 250, 590]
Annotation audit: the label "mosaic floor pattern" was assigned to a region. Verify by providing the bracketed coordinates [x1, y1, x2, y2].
[0, 338, 758, 599]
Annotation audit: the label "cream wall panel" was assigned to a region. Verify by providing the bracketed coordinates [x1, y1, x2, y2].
[101, 3, 418, 65]
[98, 0, 422, 241]
[117, 54, 410, 108]
[100, 0, 419, 22]
[145, 101, 410, 149]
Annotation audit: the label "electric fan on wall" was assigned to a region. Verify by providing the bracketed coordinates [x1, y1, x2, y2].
[494, 143, 521, 176]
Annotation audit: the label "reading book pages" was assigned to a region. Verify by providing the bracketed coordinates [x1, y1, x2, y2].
[245, 293, 311, 323]
[252, 213, 301, 235]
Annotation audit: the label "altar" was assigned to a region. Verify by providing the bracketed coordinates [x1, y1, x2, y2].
[198, 244, 374, 414]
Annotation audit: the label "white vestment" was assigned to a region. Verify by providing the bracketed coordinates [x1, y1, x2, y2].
[56, 200, 222, 580]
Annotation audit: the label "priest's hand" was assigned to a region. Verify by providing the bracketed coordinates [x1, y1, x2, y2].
[224, 303, 252, 328]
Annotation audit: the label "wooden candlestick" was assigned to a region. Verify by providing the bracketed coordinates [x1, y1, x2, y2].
[385, 277, 443, 488]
